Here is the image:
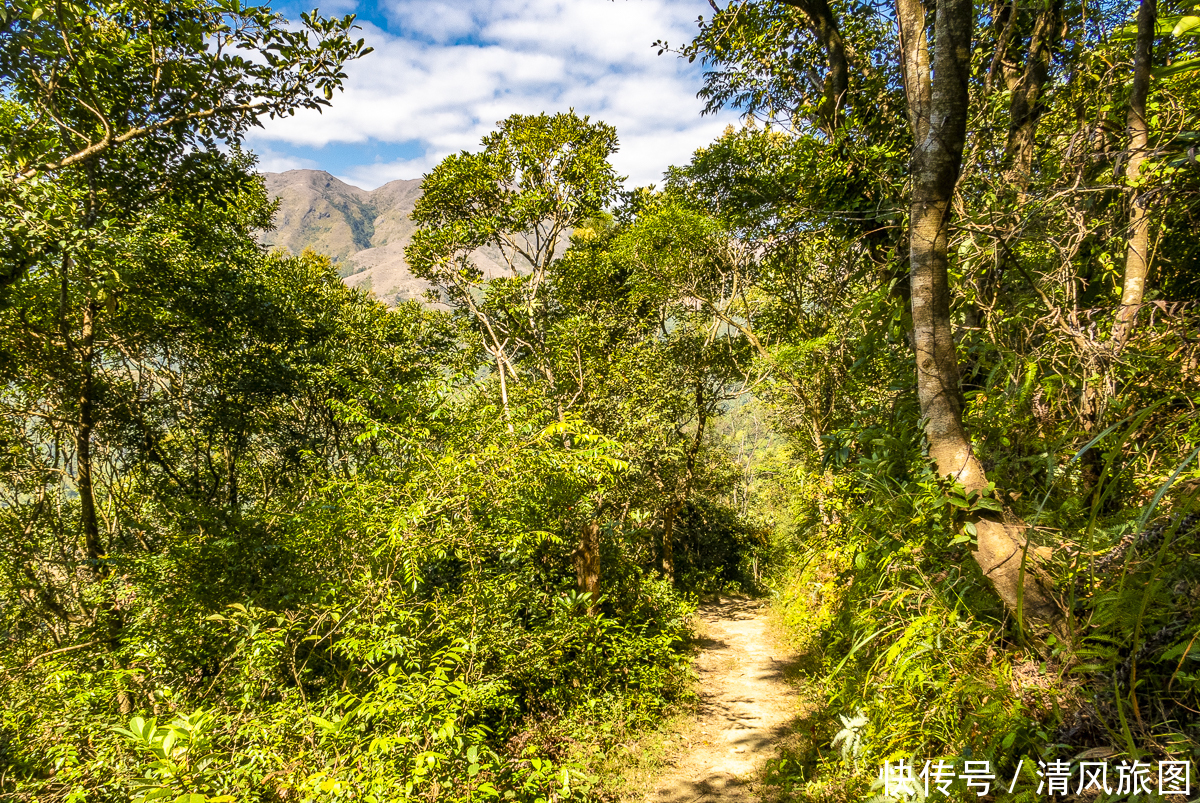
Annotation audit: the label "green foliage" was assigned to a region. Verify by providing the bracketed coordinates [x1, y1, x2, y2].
[0, 0, 371, 298]
[0, 245, 700, 801]
[113, 711, 236, 802]
[665, 0, 1200, 794]
[0, 0, 368, 168]
[407, 110, 618, 295]
[0, 85, 741, 802]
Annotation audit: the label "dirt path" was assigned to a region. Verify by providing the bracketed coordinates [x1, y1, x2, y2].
[644, 597, 797, 803]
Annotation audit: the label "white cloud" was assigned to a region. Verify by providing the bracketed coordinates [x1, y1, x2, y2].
[248, 0, 732, 189]
[382, 0, 480, 42]
[250, 144, 320, 174]
[338, 154, 444, 189]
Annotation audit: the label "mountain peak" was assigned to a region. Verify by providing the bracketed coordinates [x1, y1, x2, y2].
[260, 171, 508, 306]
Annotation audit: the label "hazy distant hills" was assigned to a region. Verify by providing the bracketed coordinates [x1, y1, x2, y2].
[260, 170, 511, 305]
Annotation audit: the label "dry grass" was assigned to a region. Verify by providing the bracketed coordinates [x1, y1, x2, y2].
[605, 708, 702, 802]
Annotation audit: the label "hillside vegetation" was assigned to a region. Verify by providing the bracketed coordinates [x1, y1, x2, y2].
[1, 0, 1198, 802]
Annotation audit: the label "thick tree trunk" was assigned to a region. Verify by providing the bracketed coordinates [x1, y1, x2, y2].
[896, 0, 931, 143]
[903, 0, 1062, 630]
[1111, 0, 1156, 350]
[908, 0, 977, 489]
[572, 520, 602, 615]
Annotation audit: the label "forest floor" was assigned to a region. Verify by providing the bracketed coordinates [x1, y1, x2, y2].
[641, 597, 800, 803]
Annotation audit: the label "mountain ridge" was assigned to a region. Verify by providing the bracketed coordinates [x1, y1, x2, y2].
[260, 169, 510, 305]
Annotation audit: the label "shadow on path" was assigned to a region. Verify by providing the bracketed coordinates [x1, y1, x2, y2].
[644, 597, 800, 803]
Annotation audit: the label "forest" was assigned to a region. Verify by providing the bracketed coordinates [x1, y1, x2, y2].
[0, 0, 1198, 801]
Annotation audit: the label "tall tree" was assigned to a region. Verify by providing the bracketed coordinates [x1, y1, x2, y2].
[406, 111, 620, 431]
[676, 0, 1161, 630]
[408, 111, 622, 599]
[899, 0, 1062, 627]
[1112, 0, 1158, 350]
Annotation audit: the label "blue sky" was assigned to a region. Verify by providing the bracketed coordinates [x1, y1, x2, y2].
[246, 0, 736, 189]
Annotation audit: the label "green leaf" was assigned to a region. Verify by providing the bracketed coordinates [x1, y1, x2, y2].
[1154, 57, 1200, 80]
[1171, 14, 1200, 35]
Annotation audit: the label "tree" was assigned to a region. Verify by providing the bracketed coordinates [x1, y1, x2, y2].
[407, 111, 621, 428]
[675, 0, 1200, 631]
[895, 0, 1063, 628]
[601, 195, 759, 579]
[0, 0, 367, 183]
[0, 0, 370, 295]
[409, 123, 756, 590]
[0, 150, 440, 662]
[407, 111, 624, 603]
[0, 0, 379, 724]
[0, 0, 370, 631]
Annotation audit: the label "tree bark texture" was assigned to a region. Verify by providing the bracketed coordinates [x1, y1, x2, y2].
[1080, 0, 1156, 495]
[573, 520, 602, 615]
[902, 0, 1062, 630]
[896, 0, 931, 144]
[1005, 0, 1062, 197]
[909, 0, 975, 489]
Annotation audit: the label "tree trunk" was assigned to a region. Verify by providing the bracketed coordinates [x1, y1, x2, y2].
[1005, 0, 1061, 199]
[1078, 365, 1111, 504]
[1080, 0, 1156, 496]
[1111, 0, 1156, 350]
[77, 299, 104, 578]
[896, 0, 931, 143]
[781, 0, 850, 131]
[659, 503, 680, 584]
[225, 441, 239, 510]
[902, 0, 1063, 631]
[908, 0, 976, 489]
[572, 520, 602, 615]
[78, 295, 129, 707]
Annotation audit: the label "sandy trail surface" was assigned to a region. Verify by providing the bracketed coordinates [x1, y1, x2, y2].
[644, 597, 797, 803]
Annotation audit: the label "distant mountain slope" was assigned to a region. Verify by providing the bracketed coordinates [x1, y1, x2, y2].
[260, 170, 510, 305]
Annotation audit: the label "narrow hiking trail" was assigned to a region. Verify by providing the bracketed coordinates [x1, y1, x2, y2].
[645, 598, 799, 803]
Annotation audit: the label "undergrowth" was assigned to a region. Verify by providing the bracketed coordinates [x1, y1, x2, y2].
[754, 397, 1200, 802]
[0, 405, 700, 803]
